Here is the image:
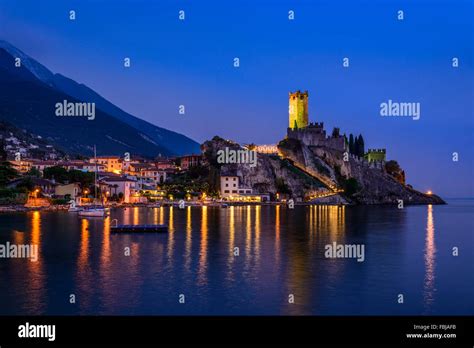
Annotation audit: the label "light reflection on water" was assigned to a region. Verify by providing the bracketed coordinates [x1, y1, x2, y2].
[423, 205, 436, 313]
[0, 202, 472, 315]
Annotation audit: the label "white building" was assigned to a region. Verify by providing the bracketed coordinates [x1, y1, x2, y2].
[220, 176, 253, 198]
[100, 176, 137, 203]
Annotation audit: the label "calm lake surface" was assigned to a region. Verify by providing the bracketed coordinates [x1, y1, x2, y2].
[0, 200, 473, 315]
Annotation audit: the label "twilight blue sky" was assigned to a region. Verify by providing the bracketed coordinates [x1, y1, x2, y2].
[0, 0, 473, 197]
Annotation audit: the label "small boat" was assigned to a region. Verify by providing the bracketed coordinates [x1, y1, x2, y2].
[68, 200, 83, 212]
[111, 224, 168, 233]
[78, 146, 109, 218]
[148, 203, 161, 208]
[79, 207, 108, 217]
[221, 203, 229, 208]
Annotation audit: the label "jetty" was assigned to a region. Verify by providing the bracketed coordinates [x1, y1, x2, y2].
[110, 219, 168, 233]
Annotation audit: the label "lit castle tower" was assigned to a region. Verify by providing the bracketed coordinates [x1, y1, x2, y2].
[287, 89, 346, 152]
[289, 90, 308, 129]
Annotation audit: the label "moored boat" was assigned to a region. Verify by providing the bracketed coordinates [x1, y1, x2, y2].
[78, 207, 108, 217]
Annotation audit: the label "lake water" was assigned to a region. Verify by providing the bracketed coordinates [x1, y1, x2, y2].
[0, 200, 473, 315]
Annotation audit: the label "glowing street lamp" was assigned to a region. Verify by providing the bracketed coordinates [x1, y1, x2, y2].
[426, 190, 433, 195]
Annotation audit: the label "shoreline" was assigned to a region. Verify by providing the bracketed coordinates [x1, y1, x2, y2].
[0, 200, 448, 213]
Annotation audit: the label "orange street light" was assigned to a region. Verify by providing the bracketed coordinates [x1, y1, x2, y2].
[426, 190, 432, 195]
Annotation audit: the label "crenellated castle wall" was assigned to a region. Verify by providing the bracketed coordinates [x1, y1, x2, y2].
[287, 123, 346, 152]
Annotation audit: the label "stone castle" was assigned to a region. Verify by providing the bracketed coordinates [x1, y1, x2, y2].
[364, 149, 386, 163]
[287, 90, 346, 152]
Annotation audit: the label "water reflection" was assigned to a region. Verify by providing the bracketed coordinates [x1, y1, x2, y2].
[25, 211, 45, 313]
[2, 202, 462, 315]
[197, 206, 208, 285]
[184, 206, 192, 273]
[76, 218, 92, 312]
[423, 205, 436, 313]
[167, 207, 175, 264]
[283, 205, 346, 315]
[254, 206, 261, 263]
[275, 205, 281, 265]
[227, 206, 235, 272]
[99, 217, 113, 311]
[245, 205, 252, 270]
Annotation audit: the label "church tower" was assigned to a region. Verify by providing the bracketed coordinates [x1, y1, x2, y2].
[288, 90, 309, 129]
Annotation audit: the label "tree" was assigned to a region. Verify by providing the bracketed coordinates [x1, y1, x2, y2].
[0, 139, 19, 186]
[354, 135, 359, 155]
[357, 134, 365, 157]
[385, 160, 405, 184]
[0, 163, 18, 187]
[0, 139, 7, 162]
[385, 160, 401, 175]
[43, 166, 69, 183]
[275, 177, 291, 194]
[26, 167, 41, 178]
[15, 177, 35, 192]
[43, 166, 94, 186]
[343, 178, 359, 197]
[112, 184, 119, 196]
[349, 134, 354, 154]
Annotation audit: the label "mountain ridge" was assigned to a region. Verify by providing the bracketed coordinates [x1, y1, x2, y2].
[0, 40, 200, 157]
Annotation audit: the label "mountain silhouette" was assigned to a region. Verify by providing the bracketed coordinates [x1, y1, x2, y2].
[0, 40, 200, 157]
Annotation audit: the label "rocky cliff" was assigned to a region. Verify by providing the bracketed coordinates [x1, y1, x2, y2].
[201, 136, 445, 205]
[201, 137, 327, 200]
[278, 138, 445, 205]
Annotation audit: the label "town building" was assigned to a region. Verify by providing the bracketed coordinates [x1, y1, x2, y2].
[155, 159, 176, 171]
[100, 176, 137, 203]
[30, 160, 58, 173]
[180, 154, 202, 170]
[9, 159, 33, 173]
[90, 156, 122, 173]
[220, 175, 269, 202]
[7, 177, 57, 196]
[55, 183, 81, 203]
[125, 163, 167, 189]
[81, 163, 106, 172]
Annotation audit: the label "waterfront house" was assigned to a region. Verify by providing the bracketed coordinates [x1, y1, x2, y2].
[100, 176, 137, 203]
[55, 182, 81, 202]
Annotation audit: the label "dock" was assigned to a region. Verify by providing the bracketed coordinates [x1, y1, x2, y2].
[111, 224, 168, 233]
